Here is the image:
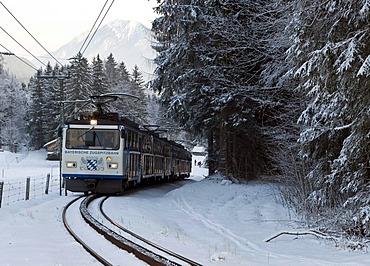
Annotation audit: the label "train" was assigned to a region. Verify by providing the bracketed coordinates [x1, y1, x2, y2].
[61, 94, 192, 194]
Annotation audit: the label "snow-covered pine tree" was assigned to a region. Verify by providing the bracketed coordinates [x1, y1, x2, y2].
[109, 61, 133, 116]
[117, 62, 130, 83]
[104, 61, 147, 123]
[254, 0, 309, 217]
[152, 0, 220, 173]
[0, 72, 28, 151]
[131, 65, 149, 123]
[91, 54, 109, 96]
[42, 63, 63, 142]
[289, 0, 370, 235]
[105, 53, 118, 87]
[64, 52, 93, 118]
[27, 72, 46, 149]
[131, 65, 145, 88]
[152, 0, 282, 179]
[147, 94, 189, 143]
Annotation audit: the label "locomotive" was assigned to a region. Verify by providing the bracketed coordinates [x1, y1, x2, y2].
[61, 94, 192, 194]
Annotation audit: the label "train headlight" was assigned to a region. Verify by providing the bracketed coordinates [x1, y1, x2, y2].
[108, 163, 118, 169]
[66, 161, 77, 168]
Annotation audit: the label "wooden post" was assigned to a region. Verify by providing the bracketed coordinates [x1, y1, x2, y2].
[0, 181, 4, 208]
[25, 177, 30, 200]
[45, 173, 50, 195]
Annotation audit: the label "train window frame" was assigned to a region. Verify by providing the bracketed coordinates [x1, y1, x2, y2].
[143, 135, 152, 153]
[65, 128, 120, 150]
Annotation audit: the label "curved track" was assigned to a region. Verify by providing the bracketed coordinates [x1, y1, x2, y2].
[63, 194, 201, 265]
[62, 196, 112, 266]
[99, 196, 202, 266]
[81, 195, 181, 266]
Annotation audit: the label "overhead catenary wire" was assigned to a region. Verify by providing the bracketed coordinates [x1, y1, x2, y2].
[0, 1, 63, 67]
[0, 27, 47, 68]
[78, 0, 109, 55]
[0, 43, 39, 71]
[80, 0, 115, 56]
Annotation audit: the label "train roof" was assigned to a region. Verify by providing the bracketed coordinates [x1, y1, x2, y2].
[64, 112, 140, 129]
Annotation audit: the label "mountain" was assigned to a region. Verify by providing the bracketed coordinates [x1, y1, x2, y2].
[1, 55, 37, 84]
[52, 20, 156, 81]
[1, 20, 156, 84]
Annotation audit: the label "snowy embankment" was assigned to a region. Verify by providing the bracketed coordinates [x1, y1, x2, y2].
[0, 150, 368, 265]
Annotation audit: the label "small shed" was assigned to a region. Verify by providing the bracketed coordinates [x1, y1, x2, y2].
[43, 139, 60, 160]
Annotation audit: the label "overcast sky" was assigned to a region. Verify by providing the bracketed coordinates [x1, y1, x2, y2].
[0, 0, 157, 59]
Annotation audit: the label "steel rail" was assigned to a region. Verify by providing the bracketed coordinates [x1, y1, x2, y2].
[99, 196, 203, 266]
[62, 196, 113, 266]
[81, 194, 182, 266]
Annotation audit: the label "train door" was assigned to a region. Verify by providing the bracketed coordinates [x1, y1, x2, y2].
[120, 127, 129, 188]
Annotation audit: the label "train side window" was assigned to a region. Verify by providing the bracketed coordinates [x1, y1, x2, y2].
[132, 132, 139, 151]
[135, 133, 139, 150]
[132, 133, 136, 150]
[144, 135, 153, 153]
[124, 131, 131, 150]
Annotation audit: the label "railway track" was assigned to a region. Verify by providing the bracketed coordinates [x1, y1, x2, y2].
[62, 194, 202, 266]
[98, 196, 202, 266]
[62, 196, 112, 265]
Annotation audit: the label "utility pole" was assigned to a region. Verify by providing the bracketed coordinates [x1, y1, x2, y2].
[38, 73, 70, 196]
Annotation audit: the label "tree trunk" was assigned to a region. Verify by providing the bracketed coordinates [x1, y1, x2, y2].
[208, 129, 216, 176]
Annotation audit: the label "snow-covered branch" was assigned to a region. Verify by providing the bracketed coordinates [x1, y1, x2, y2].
[264, 230, 337, 243]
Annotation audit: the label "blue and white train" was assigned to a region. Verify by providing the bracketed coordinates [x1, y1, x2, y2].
[61, 102, 192, 194]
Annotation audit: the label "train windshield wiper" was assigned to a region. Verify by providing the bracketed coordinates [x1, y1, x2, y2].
[77, 126, 94, 141]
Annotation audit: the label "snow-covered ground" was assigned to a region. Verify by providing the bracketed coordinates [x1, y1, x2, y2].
[0, 149, 369, 265]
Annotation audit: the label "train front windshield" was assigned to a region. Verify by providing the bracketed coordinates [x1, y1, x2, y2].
[65, 128, 120, 150]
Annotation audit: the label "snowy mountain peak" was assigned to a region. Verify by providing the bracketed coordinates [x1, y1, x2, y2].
[106, 19, 146, 39]
[49, 19, 155, 80]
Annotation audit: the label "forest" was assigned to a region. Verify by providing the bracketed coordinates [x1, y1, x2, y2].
[1, 0, 370, 241]
[0, 52, 172, 151]
[150, 0, 370, 240]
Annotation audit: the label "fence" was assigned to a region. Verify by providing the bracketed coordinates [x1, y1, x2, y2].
[0, 173, 60, 208]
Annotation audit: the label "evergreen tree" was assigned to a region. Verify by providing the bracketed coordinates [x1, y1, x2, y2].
[152, 0, 217, 172]
[2, 77, 28, 151]
[64, 52, 93, 118]
[131, 65, 145, 88]
[130, 65, 148, 122]
[105, 53, 118, 87]
[147, 94, 188, 142]
[27, 72, 46, 149]
[288, 0, 370, 235]
[109, 63, 148, 123]
[117, 62, 130, 83]
[109, 61, 133, 116]
[151, 0, 280, 179]
[42, 63, 63, 141]
[104, 54, 128, 114]
[91, 54, 109, 96]
[2, 81, 28, 152]
[25, 63, 70, 148]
